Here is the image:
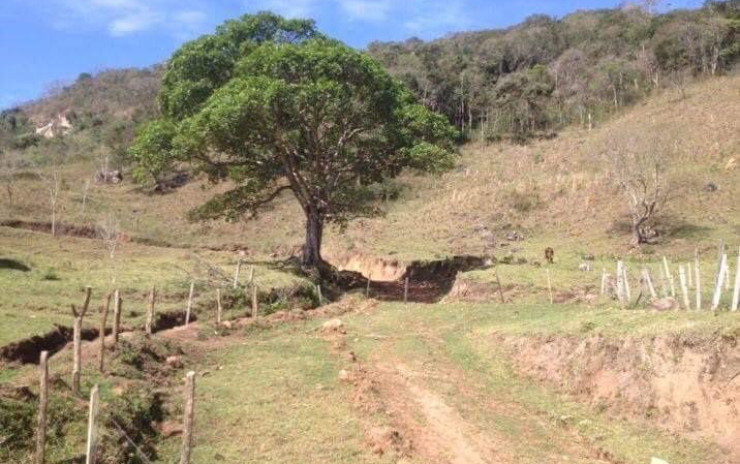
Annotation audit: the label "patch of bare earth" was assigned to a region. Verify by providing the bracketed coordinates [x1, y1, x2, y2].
[375, 363, 503, 464]
[502, 334, 739, 462]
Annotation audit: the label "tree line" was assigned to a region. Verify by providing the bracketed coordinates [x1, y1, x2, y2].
[367, 1, 739, 142]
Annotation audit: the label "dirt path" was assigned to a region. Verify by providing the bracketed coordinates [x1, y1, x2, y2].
[376, 363, 503, 464]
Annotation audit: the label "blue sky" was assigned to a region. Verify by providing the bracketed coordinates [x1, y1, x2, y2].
[0, 0, 701, 109]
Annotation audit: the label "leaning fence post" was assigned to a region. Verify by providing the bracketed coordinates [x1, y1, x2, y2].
[216, 289, 222, 325]
[716, 239, 725, 288]
[678, 265, 691, 310]
[622, 264, 631, 302]
[695, 250, 702, 311]
[658, 263, 668, 297]
[185, 282, 195, 327]
[98, 293, 111, 372]
[36, 351, 49, 464]
[146, 286, 156, 335]
[112, 290, 121, 345]
[732, 247, 740, 312]
[724, 257, 731, 290]
[248, 266, 255, 286]
[180, 371, 196, 464]
[233, 259, 242, 289]
[546, 269, 554, 305]
[643, 268, 657, 300]
[85, 384, 100, 464]
[494, 269, 505, 303]
[711, 253, 728, 311]
[72, 286, 92, 396]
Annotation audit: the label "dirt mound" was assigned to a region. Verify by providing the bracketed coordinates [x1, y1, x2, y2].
[502, 333, 740, 459]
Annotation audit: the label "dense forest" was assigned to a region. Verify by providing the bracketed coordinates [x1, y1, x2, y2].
[368, 1, 739, 141]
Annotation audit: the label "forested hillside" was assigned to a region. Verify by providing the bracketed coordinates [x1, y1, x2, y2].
[1, 1, 738, 160]
[368, 1, 739, 140]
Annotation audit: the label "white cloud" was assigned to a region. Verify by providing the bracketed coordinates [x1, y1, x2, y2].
[402, 0, 468, 36]
[109, 10, 160, 36]
[338, 0, 392, 21]
[51, 0, 210, 37]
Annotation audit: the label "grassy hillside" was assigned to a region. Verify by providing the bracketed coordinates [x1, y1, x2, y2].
[3, 74, 736, 258]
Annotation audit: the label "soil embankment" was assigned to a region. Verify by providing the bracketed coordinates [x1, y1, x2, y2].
[329, 252, 492, 302]
[501, 333, 740, 458]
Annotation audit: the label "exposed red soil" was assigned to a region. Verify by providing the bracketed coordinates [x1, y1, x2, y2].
[501, 333, 740, 461]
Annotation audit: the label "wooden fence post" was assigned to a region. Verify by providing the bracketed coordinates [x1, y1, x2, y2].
[695, 251, 702, 311]
[622, 264, 631, 302]
[366, 274, 372, 299]
[732, 247, 740, 312]
[494, 269, 505, 304]
[186, 282, 195, 327]
[216, 289, 222, 325]
[404, 277, 409, 304]
[687, 262, 693, 288]
[233, 260, 242, 289]
[112, 290, 121, 345]
[36, 351, 49, 464]
[724, 257, 731, 290]
[180, 372, 196, 464]
[662, 257, 676, 297]
[251, 285, 258, 318]
[98, 293, 111, 372]
[616, 261, 625, 304]
[85, 385, 100, 464]
[248, 266, 255, 286]
[72, 286, 92, 396]
[658, 264, 668, 297]
[678, 265, 690, 310]
[316, 284, 323, 306]
[146, 286, 156, 336]
[716, 239, 725, 288]
[546, 269, 553, 305]
[711, 253, 728, 311]
[643, 268, 657, 300]
[600, 268, 607, 296]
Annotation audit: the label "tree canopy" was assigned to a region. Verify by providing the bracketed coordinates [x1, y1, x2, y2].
[130, 12, 457, 269]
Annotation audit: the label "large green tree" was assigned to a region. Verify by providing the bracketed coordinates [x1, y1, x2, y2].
[131, 13, 456, 269]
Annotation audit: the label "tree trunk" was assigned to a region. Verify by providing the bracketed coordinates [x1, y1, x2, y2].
[303, 213, 324, 269]
[631, 219, 648, 245]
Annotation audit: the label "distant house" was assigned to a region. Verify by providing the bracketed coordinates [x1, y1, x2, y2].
[35, 112, 72, 138]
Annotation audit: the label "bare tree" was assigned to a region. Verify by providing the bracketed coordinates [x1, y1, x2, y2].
[97, 213, 122, 260]
[97, 213, 123, 285]
[35, 162, 63, 238]
[603, 133, 673, 245]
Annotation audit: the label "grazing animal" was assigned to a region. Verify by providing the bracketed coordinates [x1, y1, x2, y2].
[544, 247, 554, 264]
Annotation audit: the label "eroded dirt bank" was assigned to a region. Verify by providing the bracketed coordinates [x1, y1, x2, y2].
[501, 333, 740, 457]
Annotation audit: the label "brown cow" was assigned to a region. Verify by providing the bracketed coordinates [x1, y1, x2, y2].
[544, 247, 554, 264]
